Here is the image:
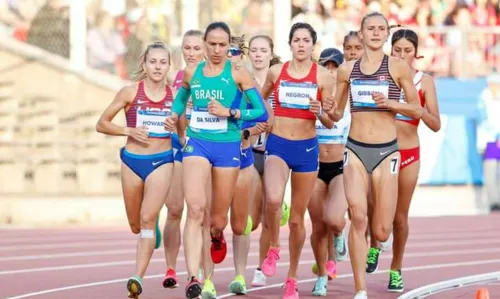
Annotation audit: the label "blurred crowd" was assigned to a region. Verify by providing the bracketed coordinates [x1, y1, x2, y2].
[0, 0, 499, 79]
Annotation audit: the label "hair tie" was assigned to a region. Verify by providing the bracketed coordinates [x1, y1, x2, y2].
[415, 55, 424, 59]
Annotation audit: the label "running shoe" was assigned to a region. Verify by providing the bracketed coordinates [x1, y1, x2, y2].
[325, 260, 337, 280]
[280, 201, 290, 226]
[354, 290, 368, 299]
[127, 276, 143, 299]
[311, 262, 318, 275]
[228, 274, 247, 295]
[202, 278, 217, 299]
[162, 268, 178, 289]
[282, 277, 299, 299]
[155, 216, 162, 249]
[379, 232, 393, 252]
[312, 275, 328, 296]
[185, 276, 202, 299]
[244, 216, 253, 236]
[334, 230, 348, 262]
[252, 268, 267, 287]
[261, 247, 280, 277]
[388, 269, 404, 292]
[210, 229, 227, 264]
[366, 247, 380, 274]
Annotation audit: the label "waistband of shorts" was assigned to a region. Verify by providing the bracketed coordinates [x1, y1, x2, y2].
[319, 160, 343, 170]
[252, 148, 265, 155]
[269, 133, 318, 145]
[121, 147, 173, 159]
[347, 137, 397, 149]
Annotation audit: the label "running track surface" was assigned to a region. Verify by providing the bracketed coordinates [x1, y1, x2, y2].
[1, 215, 500, 299]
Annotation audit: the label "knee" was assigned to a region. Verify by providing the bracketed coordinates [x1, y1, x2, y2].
[288, 213, 304, 231]
[372, 224, 392, 243]
[187, 203, 205, 222]
[140, 211, 157, 228]
[393, 212, 409, 232]
[311, 219, 326, 237]
[265, 195, 282, 213]
[251, 217, 261, 232]
[129, 223, 140, 234]
[167, 205, 184, 222]
[325, 216, 346, 236]
[349, 206, 368, 231]
[211, 213, 228, 232]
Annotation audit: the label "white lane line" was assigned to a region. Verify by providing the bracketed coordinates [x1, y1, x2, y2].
[0, 241, 135, 251]
[0, 238, 500, 268]
[397, 271, 500, 299]
[217, 260, 500, 298]
[7, 258, 500, 299]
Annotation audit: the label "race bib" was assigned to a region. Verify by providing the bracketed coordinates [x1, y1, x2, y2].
[278, 81, 318, 109]
[189, 107, 228, 134]
[350, 79, 389, 108]
[253, 132, 266, 148]
[315, 112, 351, 144]
[136, 109, 171, 137]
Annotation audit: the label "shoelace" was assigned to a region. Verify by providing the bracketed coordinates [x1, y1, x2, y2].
[367, 248, 379, 264]
[167, 269, 175, 277]
[211, 237, 222, 250]
[390, 271, 402, 287]
[265, 249, 279, 265]
[335, 237, 345, 252]
[283, 279, 297, 296]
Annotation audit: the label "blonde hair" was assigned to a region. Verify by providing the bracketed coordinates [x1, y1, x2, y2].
[130, 41, 170, 82]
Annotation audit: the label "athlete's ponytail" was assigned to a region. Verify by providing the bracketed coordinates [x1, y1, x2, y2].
[131, 41, 170, 82]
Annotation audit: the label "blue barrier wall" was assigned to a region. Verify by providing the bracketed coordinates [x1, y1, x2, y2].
[417, 78, 487, 186]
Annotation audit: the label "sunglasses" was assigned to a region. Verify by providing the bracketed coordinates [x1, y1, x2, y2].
[228, 47, 241, 56]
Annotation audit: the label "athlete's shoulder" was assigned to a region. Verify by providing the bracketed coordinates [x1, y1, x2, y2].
[268, 62, 284, 81]
[420, 72, 436, 89]
[184, 63, 199, 79]
[338, 60, 355, 79]
[116, 83, 138, 103]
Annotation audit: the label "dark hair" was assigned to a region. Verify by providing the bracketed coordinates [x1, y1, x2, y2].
[249, 34, 282, 67]
[183, 29, 204, 39]
[360, 12, 389, 30]
[288, 22, 317, 45]
[343, 31, 361, 47]
[231, 35, 249, 57]
[131, 41, 170, 81]
[391, 28, 419, 57]
[204, 22, 231, 42]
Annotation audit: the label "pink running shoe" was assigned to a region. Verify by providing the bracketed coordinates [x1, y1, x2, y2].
[282, 277, 299, 299]
[162, 268, 178, 288]
[326, 260, 337, 281]
[261, 247, 280, 277]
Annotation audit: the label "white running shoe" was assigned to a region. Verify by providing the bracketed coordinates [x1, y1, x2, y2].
[354, 290, 368, 299]
[334, 230, 348, 262]
[379, 232, 393, 252]
[251, 269, 267, 287]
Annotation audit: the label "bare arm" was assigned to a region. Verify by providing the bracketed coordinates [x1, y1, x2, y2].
[326, 62, 351, 122]
[317, 66, 335, 129]
[95, 85, 136, 136]
[421, 74, 441, 132]
[387, 58, 422, 119]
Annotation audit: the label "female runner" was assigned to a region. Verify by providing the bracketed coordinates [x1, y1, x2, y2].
[323, 12, 423, 299]
[260, 22, 334, 299]
[308, 47, 349, 296]
[245, 34, 289, 288]
[164, 22, 268, 299]
[96, 42, 177, 298]
[162, 29, 205, 289]
[376, 28, 439, 293]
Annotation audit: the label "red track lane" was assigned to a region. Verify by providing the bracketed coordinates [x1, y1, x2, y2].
[1, 215, 499, 299]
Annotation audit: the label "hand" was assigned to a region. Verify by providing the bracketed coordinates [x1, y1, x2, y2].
[309, 96, 322, 116]
[372, 92, 389, 108]
[126, 126, 148, 143]
[208, 97, 229, 117]
[255, 122, 267, 133]
[164, 113, 179, 132]
[322, 96, 337, 115]
[179, 135, 187, 147]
